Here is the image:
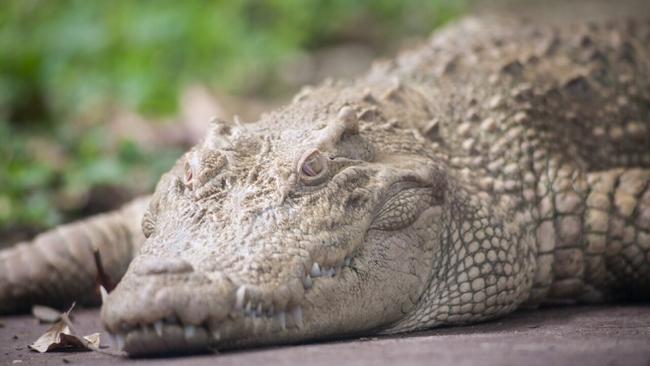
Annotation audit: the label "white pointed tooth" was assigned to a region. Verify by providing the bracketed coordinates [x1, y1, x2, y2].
[292, 307, 304, 329]
[184, 325, 196, 339]
[276, 311, 287, 330]
[310, 262, 322, 277]
[115, 334, 125, 351]
[154, 321, 163, 337]
[235, 286, 247, 310]
[344, 257, 351, 266]
[245, 301, 253, 315]
[99, 286, 109, 304]
[303, 274, 313, 288]
[256, 303, 263, 317]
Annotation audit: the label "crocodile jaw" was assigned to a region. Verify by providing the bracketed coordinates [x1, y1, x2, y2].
[100, 219, 440, 355]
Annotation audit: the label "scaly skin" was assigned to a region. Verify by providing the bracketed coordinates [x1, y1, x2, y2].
[1, 15, 649, 356]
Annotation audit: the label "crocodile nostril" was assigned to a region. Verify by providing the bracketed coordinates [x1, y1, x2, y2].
[133, 256, 194, 275]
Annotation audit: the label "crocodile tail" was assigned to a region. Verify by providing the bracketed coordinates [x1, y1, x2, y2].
[0, 196, 150, 314]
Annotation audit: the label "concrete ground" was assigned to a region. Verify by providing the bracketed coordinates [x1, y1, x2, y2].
[1, 305, 649, 366]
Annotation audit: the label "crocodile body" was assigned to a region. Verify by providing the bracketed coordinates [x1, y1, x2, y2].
[1, 13, 649, 356]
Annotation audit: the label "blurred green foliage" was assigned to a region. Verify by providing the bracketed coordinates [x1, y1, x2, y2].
[0, 0, 465, 235]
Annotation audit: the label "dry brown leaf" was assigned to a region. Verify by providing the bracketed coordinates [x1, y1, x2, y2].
[29, 321, 102, 353]
[28, 320, 71, 353]
[59, 332, 102, 350]
[32, 305, 62, 323]
[28, 303, 102, 353]
[81, 333, 101, 348]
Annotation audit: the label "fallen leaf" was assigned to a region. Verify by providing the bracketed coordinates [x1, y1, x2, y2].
[82, 333, 101, 348]
[28, 303, 102, 353]
[29, 322, 102, 353]
[32, 305, 62, 323]
[28, 320, 69, 353]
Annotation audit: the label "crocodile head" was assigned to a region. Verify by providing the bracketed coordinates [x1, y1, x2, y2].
[101, 86, 448, 355]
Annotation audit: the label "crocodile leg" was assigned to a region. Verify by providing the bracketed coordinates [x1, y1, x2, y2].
[529, 168, 650, 304]
[569, 169, 649, 302]
[0, 196, 150, 313]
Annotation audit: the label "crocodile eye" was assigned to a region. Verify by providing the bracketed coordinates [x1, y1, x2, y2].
[302, 153, 323, 176]
[299, 150, 328, 184]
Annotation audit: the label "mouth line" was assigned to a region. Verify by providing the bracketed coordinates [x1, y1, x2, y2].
[108, 254, 357, 355]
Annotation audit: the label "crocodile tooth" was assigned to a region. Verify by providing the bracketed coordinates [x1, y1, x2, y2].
[154, 321, 163, 337]
[235, 286, 247, 310]
[115, 334, 125, 351]
[99, 286, 108, 304]
[184, 325, 196, 339]
[245, 301, 253, 315]
[310, 262, 321, 277]
[276, 311, 287, 330]
[256, 303, 263, 317]
[344, 257, 351, 266]
[303, 274, 313, 288]
[292, 306, 304, 329]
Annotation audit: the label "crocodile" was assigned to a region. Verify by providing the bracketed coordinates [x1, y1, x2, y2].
[1, 12, 649, 356]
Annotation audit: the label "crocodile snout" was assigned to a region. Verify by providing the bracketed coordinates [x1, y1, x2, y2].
[100, 260, 236, 355]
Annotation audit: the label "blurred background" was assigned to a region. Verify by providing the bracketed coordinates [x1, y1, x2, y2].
[0, 0, 468, 245]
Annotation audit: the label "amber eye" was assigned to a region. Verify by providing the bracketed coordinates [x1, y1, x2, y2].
[299, 150, 328, 184]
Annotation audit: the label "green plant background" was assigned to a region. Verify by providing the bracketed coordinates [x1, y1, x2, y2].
[0, 0, 465, 240]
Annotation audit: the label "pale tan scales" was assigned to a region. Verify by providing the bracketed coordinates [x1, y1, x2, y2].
[0, 10, 649, 356]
